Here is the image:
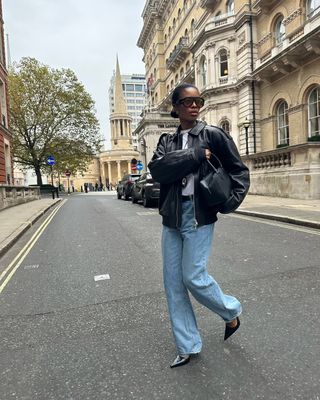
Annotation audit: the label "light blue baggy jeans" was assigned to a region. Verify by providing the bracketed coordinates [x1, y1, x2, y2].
[162, 200, 242, 356]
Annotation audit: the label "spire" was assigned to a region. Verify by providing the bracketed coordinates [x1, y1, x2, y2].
[113, 56, 127, 114]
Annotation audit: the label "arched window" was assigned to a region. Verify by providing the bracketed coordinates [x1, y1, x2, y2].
[276, 101, 289, 145]
[155, 93, 158, 104]
[221, 120, 230, 133]
[184, 28, 189, 40]
[175, 73, 179, 83]
[275, 16, 285, 45]
[219, 50, 228, 76]
[178, 9, 181, 22]
[200, 56, 207, 88]
[167, 84, 170, 92]
[180, 67, 184, 78]
[184, 0, 188, 12]
[173, 18, 176, 31]
[186, 60, 190, 71]
[308, 86, 320, 137]
[168, 26, 172, 40]
[164, 34, 167, 46]
[215, 11, 222, 21]
[190, 19, 195, 39]
[227, 0, 235, 14]
[170, 79, 174, 88]
[153, 68, 157, 81]
[307, 0, 320, 17]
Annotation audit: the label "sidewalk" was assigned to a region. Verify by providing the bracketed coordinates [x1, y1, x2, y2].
[0, 198, 61, 257]
[235, 195, 320, 229]
[0, 193, 319, 259]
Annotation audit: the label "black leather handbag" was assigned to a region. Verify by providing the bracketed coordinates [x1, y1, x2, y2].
[200, 154, 232, 207]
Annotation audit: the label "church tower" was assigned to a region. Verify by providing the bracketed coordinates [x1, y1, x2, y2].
[98, 57, 140, 187]
[110, 57, 133, 150]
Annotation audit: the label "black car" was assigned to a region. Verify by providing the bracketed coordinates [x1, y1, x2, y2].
[117, 174, 141, 200]
[131, 172, 160, 207]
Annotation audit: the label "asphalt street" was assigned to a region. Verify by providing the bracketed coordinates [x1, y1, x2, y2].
[0, 193, 319, 400]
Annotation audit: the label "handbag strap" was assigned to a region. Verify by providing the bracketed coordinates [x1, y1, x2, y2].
[206, 153, 222, 173]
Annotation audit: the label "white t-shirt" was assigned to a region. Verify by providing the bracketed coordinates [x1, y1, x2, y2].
[181, 129, 194, 196]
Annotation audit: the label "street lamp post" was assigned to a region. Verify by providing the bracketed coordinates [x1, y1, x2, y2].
[242, 118, 251, 156]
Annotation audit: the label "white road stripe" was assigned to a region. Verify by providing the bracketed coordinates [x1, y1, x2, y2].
[94, 274, 110, 281]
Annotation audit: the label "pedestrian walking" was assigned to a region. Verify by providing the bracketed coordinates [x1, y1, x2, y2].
[148, 83, 250, 368]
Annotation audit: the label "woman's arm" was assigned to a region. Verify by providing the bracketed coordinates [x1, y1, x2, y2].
[148, 133, 206, 184]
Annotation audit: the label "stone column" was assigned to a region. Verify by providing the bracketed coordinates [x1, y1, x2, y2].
[100, 162, 106, 187]
[117, 161, 121, 181]
[107, 162, 112, 184]
[127, 160, 131, 174]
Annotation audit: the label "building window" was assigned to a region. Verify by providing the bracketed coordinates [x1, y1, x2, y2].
[276, 101, 289, 145]
[0, 80, 7, 127]
[125, 84, 134, 91]
[227, 0, 234, 14]
[186, 60, 190, 71]
[178, 8, 181, 22]
[180, 67, 184, 78]
[275, 16, 285, 45]
[221, 120, 230, 133]
[308, 86, 320, 137]
[219, 50, 228, 76]
[190, 19, 195, 39]
[175, 73, 179, 83]
[307, 0, 320, 17]
[173, 18, 176, 31]
[200, 56, 207, 88]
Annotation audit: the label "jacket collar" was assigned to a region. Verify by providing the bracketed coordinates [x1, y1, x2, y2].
[173, 120, 206, 140]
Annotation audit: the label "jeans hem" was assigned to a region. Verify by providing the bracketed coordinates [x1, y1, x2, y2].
[224, 309, 242, 323]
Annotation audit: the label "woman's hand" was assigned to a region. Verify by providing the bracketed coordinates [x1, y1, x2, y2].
[205, 149, 212, 160]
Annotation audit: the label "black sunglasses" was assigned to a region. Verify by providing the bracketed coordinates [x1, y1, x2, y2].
[177, 97, 205, 108]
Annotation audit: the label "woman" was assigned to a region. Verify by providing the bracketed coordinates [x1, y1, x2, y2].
[148, 83, 250, 368]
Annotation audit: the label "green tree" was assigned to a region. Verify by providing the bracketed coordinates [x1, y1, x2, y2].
[9, 57, 101, 185]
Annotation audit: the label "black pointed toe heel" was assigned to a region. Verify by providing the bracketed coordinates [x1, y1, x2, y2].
[170, 354, 191, 368]
[224, 317, 240, 341]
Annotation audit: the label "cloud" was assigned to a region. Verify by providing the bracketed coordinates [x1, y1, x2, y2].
[3, 0, 146, 143]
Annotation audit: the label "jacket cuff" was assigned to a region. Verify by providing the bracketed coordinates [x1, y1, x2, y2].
[193, 147, 206, 163]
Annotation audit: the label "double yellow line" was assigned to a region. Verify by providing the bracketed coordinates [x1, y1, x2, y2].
[0, 200, 66, 294]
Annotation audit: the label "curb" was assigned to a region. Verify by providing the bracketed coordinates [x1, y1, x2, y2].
[0, 199, 61, 258]
[234, 209, 320, 230]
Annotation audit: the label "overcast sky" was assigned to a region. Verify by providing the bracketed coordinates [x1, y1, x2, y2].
[3, 0, 146, 147]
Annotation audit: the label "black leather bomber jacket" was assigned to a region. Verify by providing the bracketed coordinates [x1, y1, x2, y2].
[148, 121, 250, 229]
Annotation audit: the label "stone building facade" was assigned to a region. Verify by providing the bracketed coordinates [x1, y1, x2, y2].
[0, 0, 12, 185]
[137, 0, 320, 199]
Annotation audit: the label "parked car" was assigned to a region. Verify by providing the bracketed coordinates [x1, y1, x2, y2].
[131, 172, 160, 207]
[117, 174, 141, 200]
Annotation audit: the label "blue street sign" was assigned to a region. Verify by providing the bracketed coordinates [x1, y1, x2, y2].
[136, 163, 143, 171]
[47, 156, 55, 166]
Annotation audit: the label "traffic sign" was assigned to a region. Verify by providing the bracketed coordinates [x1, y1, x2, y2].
[47, 156, 55, 166]
[136, 163, 143, 171]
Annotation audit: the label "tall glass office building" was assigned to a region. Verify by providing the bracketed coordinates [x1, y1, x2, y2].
[109, 73, 146, 150]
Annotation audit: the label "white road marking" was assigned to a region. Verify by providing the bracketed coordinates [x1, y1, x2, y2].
[24, 264, 39, 270]
[136, 211, 158, 216]
[94, 274, 110, 281]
